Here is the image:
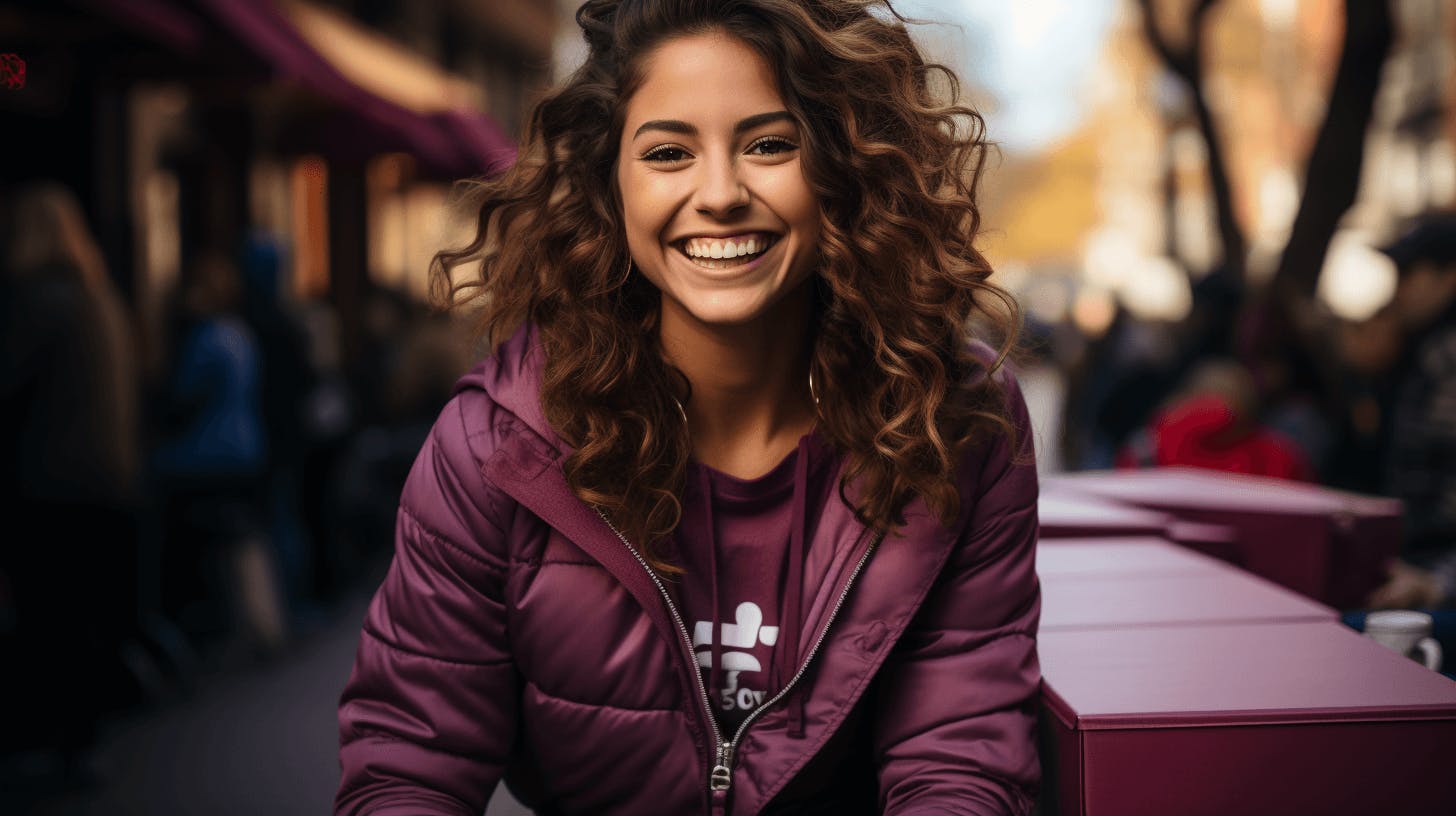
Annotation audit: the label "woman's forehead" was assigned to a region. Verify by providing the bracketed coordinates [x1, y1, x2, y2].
[623, 32, 786, 128]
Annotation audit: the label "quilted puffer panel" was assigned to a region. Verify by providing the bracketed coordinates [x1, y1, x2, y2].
[511, 542, 683, 710]
[517, 679, 703, 815]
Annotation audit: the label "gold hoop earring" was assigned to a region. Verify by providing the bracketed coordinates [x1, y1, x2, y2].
[672, 370, 815, 426]
[672, 373, 821, 428]
[618, 253, 634, 289]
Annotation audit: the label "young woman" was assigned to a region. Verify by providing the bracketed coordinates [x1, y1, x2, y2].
[335, 2, 1041, 814]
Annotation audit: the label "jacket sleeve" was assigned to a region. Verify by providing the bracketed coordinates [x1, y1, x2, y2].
[872, 372, 1042, 816]
[335, 391, 519, 815]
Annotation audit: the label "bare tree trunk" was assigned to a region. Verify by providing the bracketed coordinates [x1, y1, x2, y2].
[1138, 0, 1246, 282]
[1268, 0, 1395, 300]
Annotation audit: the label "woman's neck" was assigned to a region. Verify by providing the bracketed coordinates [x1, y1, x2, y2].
[658, 284, 817, 477]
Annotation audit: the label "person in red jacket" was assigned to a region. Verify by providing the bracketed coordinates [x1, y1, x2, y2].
[1117, 360, 1313, 481]
[334, 2, 1042, 814]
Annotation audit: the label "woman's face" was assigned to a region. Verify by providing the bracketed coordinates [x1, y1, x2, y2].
[616, 32, 821, 328]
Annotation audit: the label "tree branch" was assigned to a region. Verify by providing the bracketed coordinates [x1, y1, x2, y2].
[1138, 0, 1194, 79]
[1269, 0, 1395, 300]
[1139, 0, 1245, 281]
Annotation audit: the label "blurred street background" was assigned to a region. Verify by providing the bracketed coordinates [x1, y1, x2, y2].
[2, 0, 1453, 813]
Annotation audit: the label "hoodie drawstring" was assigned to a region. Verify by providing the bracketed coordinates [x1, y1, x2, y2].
[783, 433, 810, 738]
[699, 465, 724, 705]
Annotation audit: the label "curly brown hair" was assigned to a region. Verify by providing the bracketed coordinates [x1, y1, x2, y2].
[433, 0, 1021, 573]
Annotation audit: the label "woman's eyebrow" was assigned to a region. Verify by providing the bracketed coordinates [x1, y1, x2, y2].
[631, 110, 795, 140]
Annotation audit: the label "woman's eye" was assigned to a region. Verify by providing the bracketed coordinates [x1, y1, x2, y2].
[747, 137, 797, 156]
[642, 146, 690, 163]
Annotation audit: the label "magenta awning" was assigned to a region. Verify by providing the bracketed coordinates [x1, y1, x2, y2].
[83, 0, 208, 55]
[88, 0, 516, 179]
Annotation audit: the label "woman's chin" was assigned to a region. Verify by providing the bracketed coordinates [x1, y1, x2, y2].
[652, 260, 815, 331]
[672, 296, 775, 328]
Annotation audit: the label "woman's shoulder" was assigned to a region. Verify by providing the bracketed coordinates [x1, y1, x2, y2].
[953, 337, 1036, 501]
[962, 336, 1018, 387]
[397, 385, 524, 552]
[955, 333, 1030, 431]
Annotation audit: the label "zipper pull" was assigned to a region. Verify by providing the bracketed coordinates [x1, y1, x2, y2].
[710, 741, 734, 791]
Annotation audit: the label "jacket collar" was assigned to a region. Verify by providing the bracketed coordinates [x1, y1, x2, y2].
[458, 321, 960, 651]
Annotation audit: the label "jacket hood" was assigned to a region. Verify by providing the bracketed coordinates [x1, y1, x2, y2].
[453, 321, 566, 453]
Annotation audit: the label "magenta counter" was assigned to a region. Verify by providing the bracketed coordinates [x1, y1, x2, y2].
[1038, 488, 1176, 539]
[1037, 538, 1337, 630]
[1038, 621, 1456, 816]
[1037, 536, 1233, 579]
[1039, 484, 1242, 563]
[1043, 468, 1401, 607]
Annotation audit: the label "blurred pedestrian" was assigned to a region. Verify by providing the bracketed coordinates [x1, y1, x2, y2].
[151, 250, 286, 654]
[240, 230, 319, 619]
[0, 182, 142, 776]
[1367, 214, 1456, 609]
[1117, 359, 1313, 481]
[1324, 307, 1403, 493]
[1237, 293, 1337, 477]
[1065, 306, 1180, 469]
[332, 308, 475, 564]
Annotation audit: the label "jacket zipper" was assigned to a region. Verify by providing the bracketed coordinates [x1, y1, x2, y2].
[717, 531, 879, 777]
[594, 508, 881, 805]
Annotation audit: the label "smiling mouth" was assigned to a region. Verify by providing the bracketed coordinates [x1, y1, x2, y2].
[674, 234, 780, 270]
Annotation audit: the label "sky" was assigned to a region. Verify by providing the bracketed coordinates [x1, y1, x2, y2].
[551, 0, 1124, 155]
[896, 0, 1121, 153]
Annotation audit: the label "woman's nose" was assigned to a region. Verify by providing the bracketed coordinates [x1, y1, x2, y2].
[694, 157, 750, 216]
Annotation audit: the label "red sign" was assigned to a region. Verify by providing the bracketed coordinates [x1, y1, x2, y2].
[1, 53, 25, 90]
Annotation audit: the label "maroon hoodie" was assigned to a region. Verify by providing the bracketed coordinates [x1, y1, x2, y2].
[673, 428, 836, 738]
[334, 322, 1042, 815]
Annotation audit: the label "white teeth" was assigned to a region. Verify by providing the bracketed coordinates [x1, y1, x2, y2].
[683, 235, 776, 259]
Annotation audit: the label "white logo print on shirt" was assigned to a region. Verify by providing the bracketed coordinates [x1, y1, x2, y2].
[692, 601, 778, 712]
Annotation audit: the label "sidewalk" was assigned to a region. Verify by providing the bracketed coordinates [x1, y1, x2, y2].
[6, 591, 530, 816]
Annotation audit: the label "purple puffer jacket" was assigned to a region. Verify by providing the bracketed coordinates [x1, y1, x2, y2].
[335, 323, 1042, 816]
